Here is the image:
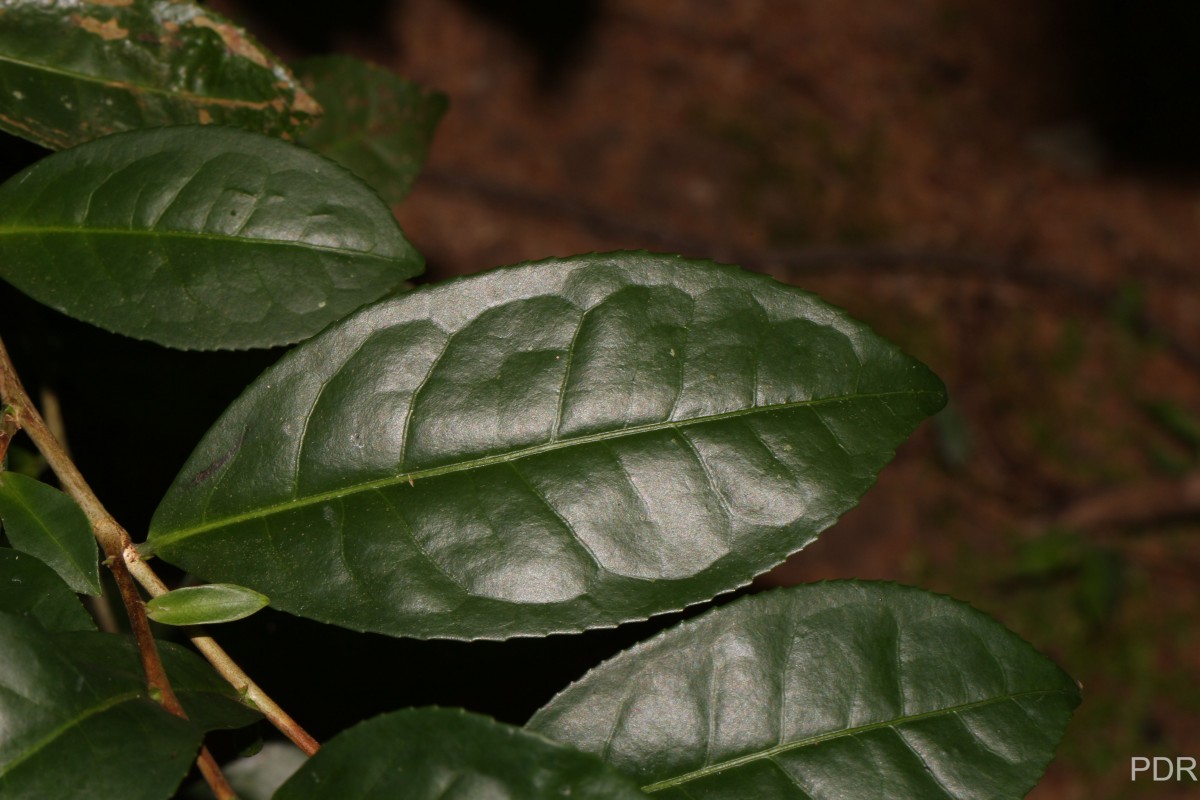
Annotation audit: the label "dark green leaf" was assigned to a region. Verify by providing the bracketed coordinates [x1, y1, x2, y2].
[54, 632, 263, 733]
[0, 0, 319, 150]
[0, 471, 100, 595]
[296, 55, 446, 206]
[0, 613, 247, 799]
[0, 547, 94, 631]
[0, 125, 423, 349]
[146, 583, 268, 626]
[274, 708, 648, 800]
[148, 253, 946, 638]
[528, 582, 1081, 799]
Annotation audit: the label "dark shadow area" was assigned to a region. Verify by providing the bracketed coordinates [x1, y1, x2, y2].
[225, 0, 601, 91]
[225, 0, 395, 54]
[1063, 0, 1200, 171]
[202, 594, 740, 743]
[0, 133, 50, 184]
[453, 0, 602, 91]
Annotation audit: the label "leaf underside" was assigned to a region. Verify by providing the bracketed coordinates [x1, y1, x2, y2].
[0, 125, 422, 349]
[274, 708, 648, 800]
[528, 582, 1081, 800]
[0, 614, 258, 800]
[0, 0, 319, 150]
[149, 252, 946, 638]
[296, 55, 447, 206]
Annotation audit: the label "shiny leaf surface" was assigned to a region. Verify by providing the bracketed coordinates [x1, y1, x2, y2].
[0, 547, 94, 631]
[0, 614, 257, 799]
[274, 708, 648, 800]
[146, 582, 268, 626]
[0, 125, 423, 349]
[60, 632, 263, 733]
[528, 582, 1081, 799]
[149, 253, 946, 638]
[0, 0, 319, 150]
[0, 471, 100, 595]
[296, 55, 446, 205]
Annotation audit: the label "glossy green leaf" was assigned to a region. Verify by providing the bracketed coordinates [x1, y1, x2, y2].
[59, 632, 263, 734]
[296, 55, 447, 206]
[148, 253, 946, 638]
[528, 582, 1081, 799]
[274, 708, 648, 800]
[146, 582, 268, 626]
[0, 0, 319, 150]
[0, 471, 100, 595]
[0, 613, 258, 799]
[0, 547, 94, 631]
[0, 125, 423, 349]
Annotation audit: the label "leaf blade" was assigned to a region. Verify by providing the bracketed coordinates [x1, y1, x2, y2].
[0, 0, 319, 150]
[0, 472, 100, 595]
[0, 614, 256, 800]
[0, 125, 423, 349]
[528, 582, 1081, 799]
[274, 708, 648, 800]
[0, 547, 95, 631]
[146, 583, 268, 626]
[296, 55, 446, 205]
[149, 253, 946, 637]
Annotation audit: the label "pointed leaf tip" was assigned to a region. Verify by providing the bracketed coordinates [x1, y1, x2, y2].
[0, 472, 101, 595]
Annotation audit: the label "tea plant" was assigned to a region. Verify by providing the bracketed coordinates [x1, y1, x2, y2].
[0, 2, 1079, 798]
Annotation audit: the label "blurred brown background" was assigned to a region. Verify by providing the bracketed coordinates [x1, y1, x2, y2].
[206, 1, 1200, 797]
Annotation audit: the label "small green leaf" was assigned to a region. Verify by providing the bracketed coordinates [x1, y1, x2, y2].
[528, 582, 1081, 800]
[0, 125, 423, 349]
[150, 253, 946, 639]
[296, 55, 447, 205]
[0, 613, 257, 799]
[0, 547, 94, 631]
[274, 708, 648, 800]
[146, 583, 269, 626]
[0, 0, 320, 150]
[0, 471, 100, 595]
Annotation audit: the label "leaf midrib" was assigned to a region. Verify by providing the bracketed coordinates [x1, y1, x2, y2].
[0, 226, 398, 261]
[0, 51, 278, 107]
[151, 387, 939, 548]
[640, 688, 1066, 793]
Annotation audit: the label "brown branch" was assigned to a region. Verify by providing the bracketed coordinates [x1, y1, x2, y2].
[0, 332, 319, 757]
[196, 748, 236, 800]
[127, 556, 321, 756]
[1, 336, 246, 796]
[0, 404, 16, 464]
